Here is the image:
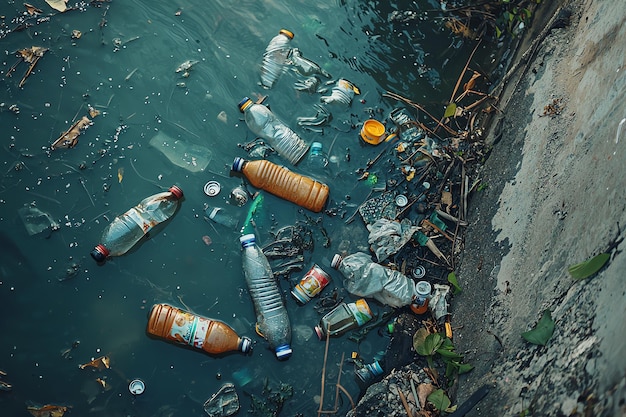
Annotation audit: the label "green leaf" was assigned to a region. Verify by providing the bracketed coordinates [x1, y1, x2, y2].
[448, 272, 462, 294]
[423, 333, 443, 356]
[521, 309, 555, 346]
[428, 389, 451, 411]
[443, 103, 457, 119]
[568, 253, 610, 280]
[457, 362, 474, 374]
[437, 348, 463, 360]
[495, 26, 502, 39]
[413, 328, 431, 356]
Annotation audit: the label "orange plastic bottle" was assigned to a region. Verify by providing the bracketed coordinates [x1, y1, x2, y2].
[146, 303, 252, 355]
[232, 157, 329, 213]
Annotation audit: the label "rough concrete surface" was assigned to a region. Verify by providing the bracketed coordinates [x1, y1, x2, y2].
[453, 0, 626, 415]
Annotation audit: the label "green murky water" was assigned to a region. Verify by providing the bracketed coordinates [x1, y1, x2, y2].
[0, 1, 499, 415]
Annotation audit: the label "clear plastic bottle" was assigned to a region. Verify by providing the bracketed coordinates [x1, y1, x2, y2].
[239, 234, 292, 360]
[232, 157, 329, 213]
[287, 48, 331, 78]
[149, 131, 212, 173]
[146, 303, 252, 355]
[314, 299, 373, 340]
[260, 29, 294, 89]
[309, 142, 329, 169]
[90, 186, 183, 263]
[320, 79, 359, 107]
[205, 206, 239, 229]
[331, 253, 417, 308]
[238, 97, 310, 165]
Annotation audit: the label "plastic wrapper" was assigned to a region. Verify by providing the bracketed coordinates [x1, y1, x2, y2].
[367, 218, 419, 262]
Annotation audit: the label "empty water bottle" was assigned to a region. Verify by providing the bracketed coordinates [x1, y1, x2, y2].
[238, 97, 310, 165]
[321, 79, 359, 107]
[232, 157, 329, 213]
[287, 48, 331, 78]
[260, 29, 294, 89]
[331, 252, 417, 308]
[309, 142, 328, 169]
[90, 186, 183, 263]
[204, 206, 239, 229]
[240, 234, 292, 360]
[355, 360, 384, 384]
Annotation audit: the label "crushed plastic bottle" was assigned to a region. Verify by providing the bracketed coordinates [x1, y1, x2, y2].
[240, 233, 292, 360]
[90, 186, 183, 263]
[260, 29, 294, 89]
[238, 97, 310, 165]
[331, 252, 417, 308]
[149, 131, 212, 173]
[205, 206, 239, 229]
[287, 48, 331, 78]
[321, 79, 359, 107]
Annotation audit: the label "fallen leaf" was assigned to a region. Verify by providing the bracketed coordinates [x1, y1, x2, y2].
[18, 46, 48, 64]
[427, 388, 451, 412]
[568, 253, 610, 281]
[521, 309, 555, 346]
[27, 404, 70, 417]
[51, 116, 92, 149]
[24, 3, 43, 15]
[71, 30, 81, 39]
[45, 0, 67, 12]
[417, 383, 435, 408]
[88, 106, 100, 118]
[78, 355, 110, 370]
[117, 167, 124, 183]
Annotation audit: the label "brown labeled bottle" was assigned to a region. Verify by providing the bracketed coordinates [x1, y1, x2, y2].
[232, 157, 329, 213]
[147, 303, 252, 355]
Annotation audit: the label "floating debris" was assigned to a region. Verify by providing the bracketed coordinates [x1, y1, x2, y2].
[6, 46, 48, 88]
[203, 383, 240, 417]
[27, 404, 70, 417]
[78, 355, 110, 370]
[51, 116, 93, 150]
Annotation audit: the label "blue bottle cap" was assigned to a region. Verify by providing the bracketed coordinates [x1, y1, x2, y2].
[238, 97, 252, 113]
[232, 157, 245, 172]
[239, 233, 256, 247]
[311, 142, 322, 152]
[275, 344, 293, 360]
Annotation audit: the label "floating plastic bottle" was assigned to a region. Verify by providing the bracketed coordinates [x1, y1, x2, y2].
[331, 252, 417, 308]
[232, 157, 329, 213]
[320, 79, 359, 107]
[238, 97, 310, 165]
[90, 186, 183, 263]
[146, 303, 252, 355]
[205, 206, 239, 229]
[260, 29, 294, 89]
[287, 48, 331, 78]
[240, 234, 292, 360]
[355, 360, 384, 384]
[309, 142, 329, 169]
[149, 131, 212, 173]
[314, 299, 373, 340]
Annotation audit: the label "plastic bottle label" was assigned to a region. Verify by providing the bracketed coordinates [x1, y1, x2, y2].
[168, 310, 208, 348]
[125, 207, 153, 234]
[348, 300, 373, 326]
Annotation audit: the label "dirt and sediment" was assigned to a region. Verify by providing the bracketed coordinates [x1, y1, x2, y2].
[352, 0, 626, 415]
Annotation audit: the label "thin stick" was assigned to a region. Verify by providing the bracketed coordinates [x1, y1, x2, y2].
[79, 177, 95, 207]
[317, 323, 331, 417]
[397, 387, 414, 417]
[333, 352, 345, 411]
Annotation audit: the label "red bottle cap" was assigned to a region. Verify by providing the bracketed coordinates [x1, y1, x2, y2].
[168, 185, 183, 199]
[90, 244, 109, 263]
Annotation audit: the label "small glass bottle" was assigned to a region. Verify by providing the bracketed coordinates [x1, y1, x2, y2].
[91, 185, 183, 263]
[146, 303, 252, 355]
[314, 299, 373, 340]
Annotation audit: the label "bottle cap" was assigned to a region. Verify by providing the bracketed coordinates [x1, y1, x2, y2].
[239, 336, 253, 354]
[239, 233, 256, 247]
[330, 254, 343, 269]
[412, 265, 426, 279]
[275, 344, 293, 360]
[90, 244, 109, 263]
[230, 186, 249, 206]
[314, 325, 325, 340]
[232, 157, 246, 172]
[278, 29, 294, 39]
[168, 185, 184, 199]
[360, 119, 386, 145]
[128, 379, 145, 395]
[415, 281, 432, 297]
[369, 361, 384, 376]
[395, 194, 408, 207]
[237, 97, 253, 113]
[311, 142, 323, 152]
[203, 181, 221, 197]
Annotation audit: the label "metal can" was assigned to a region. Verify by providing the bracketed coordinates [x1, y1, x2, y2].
[410, 281, 432, 315]
[291, 264, 331, 304]
[230, 185, 249, 206]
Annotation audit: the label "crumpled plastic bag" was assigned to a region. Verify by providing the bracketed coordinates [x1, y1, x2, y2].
[367, 218, 419, 262]
[429, 284, 450, 320]
[340, 252, 416, 308]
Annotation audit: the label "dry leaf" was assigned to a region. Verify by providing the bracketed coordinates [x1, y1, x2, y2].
[51, 116, 92, 150]
[18, 46, 48, 64]
[88, 106, 100, 118]
[71, 30, 81, 39]
[24, 3, 44, 15]
[45, 0, 68, 12]
[27, 404, 70, 417]
[78, 355, 110, 370]
[95, 378, 107, 389]
[417, 383, 436, 408]
[117, 167, 124, 183]
[441, 191, 453, 210]
[463, 71, 481, 92]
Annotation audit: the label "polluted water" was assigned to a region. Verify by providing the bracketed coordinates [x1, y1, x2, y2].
[0, 0, 501, 416]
